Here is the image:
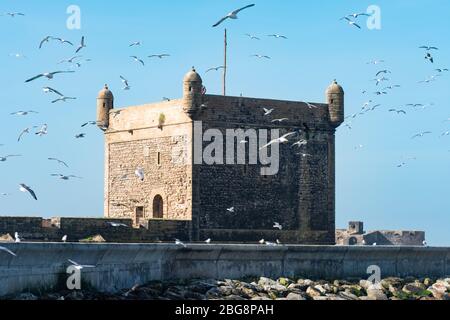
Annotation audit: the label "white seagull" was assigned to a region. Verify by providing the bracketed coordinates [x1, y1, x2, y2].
[15, 232, 21, 243]
[52, 96, 77, 103]
[51, 174, 82, 181]
[263, 108, 274, 116]
[75, 36, 86, 53]
[259, 132, 296, 150]
[62, 235, 68, 243]
[251, 54, 271, 59]
[48, 157, 69, 168]
[175, 239, 187, 248]
[0, 155, 21, 162]
[130, 56, 145, 66]
[19, 183, 37, 200]
[107, 222, 129, 228]
[340, 17, 361, 29]
[129, 41, 142, 47]
[35, 124, 48, 136]
[120, 76, 131, 90]
[206, 66, 225, 73]
[226, 207, 235, 213]
[267, 34, 288, 39]
[10, 110, 38, 116]
[412, 131, 432, 139]
[43, 86, 64, 96]
[245, 34, 260, 40]
[0, 246, 16, 256]
[25, 71, 75, 83]
[68, 259, 96, 270]
[148, 54, 170, 59]
[273, 222, 282, 230]
[212, 4, 256, 27]
[135, 168, 145, 181]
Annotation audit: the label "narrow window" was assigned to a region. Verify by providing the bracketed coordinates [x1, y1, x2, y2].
[157, 152, 161, 165]
[153, 195, 164, 219]
[135, 206, 144, 225]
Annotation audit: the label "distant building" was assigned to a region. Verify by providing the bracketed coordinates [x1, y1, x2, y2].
[336, 221, 425, 246]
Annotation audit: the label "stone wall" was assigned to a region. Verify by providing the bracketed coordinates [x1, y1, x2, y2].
[1, 243, 448, 297]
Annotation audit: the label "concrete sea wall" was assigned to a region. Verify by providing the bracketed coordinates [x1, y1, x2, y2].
[0, 243, 449, 297]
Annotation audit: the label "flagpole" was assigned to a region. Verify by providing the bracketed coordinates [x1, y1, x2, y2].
[223, 28, 227, 96]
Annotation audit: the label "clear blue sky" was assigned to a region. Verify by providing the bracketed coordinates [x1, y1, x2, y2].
[0, 0, 449, 245]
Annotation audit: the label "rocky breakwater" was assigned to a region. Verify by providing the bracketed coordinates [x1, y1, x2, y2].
[5, 277, 450, 301]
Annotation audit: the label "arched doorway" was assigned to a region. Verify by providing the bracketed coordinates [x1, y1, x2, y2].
[153, 195, 164, 219]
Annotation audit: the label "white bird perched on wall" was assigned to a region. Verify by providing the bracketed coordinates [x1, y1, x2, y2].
[265, 241, 277, 246]
[422, 241, 428, 246]
[259, 239, 265, 244]
[68, 259, 96, 270]
[135, 168, 145, 181]
[14, 232, 21, 243]
[0, 246, 16, 256]
[107, 222, 129, 228]
[273, 222, 283, 230]
[373, 242, 377, 246]
[276, 239, 282, 245]
[62, 235, 67, 243]
[212, 4, 255, 27]
[205, 238, 211, 244]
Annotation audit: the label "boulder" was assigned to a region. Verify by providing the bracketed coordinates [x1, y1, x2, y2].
[306, 286, 322, 298]
[286, 292, 306, 300]
[0, 233, 14, 242]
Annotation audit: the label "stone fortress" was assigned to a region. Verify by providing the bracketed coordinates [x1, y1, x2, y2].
[96, 68, 344, 244]
[0, 68, 425, 245]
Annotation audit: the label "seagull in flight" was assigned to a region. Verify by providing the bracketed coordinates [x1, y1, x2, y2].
[107, 222, 129, 227]
[129, 41, 142, 47]
[376, 70, 391, 76]
[58, 55, 82, 64]
[25, 71, 75, 83]
[81, 121, 96, 127]
[435, 68, 449, 73]
[175, 239, 187, 248]
[273, 222, 282, 230]
[148, 54, 170, 59]
[412, 131, 432, 139]
[51, 174, 82, 180]
[68, 259, 95, 270]
[19, 183, 37, 200]
[372, 77, 389, 86]
[226, 207, 235, 213]
[130, 56, 145, 66]
[43, 86, 64, 96]
[9, 53, 27, 59]
[263, 108, 274, 116]
[39, 36, 53, 49]
[48, 157, 69, 168]
[212, 4, 255, 27]
[75, 133, 86, 139]
[3, 12, 25, 17]
[52, 37, 74, 46]
[260, 132, 296, 150]
[425, 52, 434, 63]
[245, 33, 260, 40]
[267, 34, 288, 39]
[340, 17, 361, 29]
[51, 96, 77, 103]
[0, 155, 21, 162]
[135, 168, 145, 181]
[251, 54, 271, 59]
[271, 118, 289, 123]
[389, 109, 407, 115]
[120, 76, 131, 90]
[346, 12, 371, 18]
[291, 139, 308, 148]
[17, 127, 37, 142]
[10, 110, 38, 116]
[383, 85, 401, 90]
[367, 59, 385, 65]
[205, 66, 225, 73]
[35, 124, 48, 136]
[419, 45, 439, 51]
[0, 246, 16, 257]
[75, 36, 86, 53]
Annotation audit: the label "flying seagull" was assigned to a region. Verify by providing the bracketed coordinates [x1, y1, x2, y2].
[226, 207, 235, 213]
[75, 36, 86, 53]
[51, 96, 76, 103]
[0, 155, 21, 162]
[435, 68, 449, 73]
[130, 56, 145, 66]
[129, 41, 142, 47]
[3, 12, 25, 17]
[267, 34, 288, 39]
[135, 168, 145, 181]
[25, 71, 75, 83]
[212, 4, 255, 27]
[18, 127, 37, 142]
[340, 17, 361, 29]
[245, 33, 260, 40]
[260, 132, 296, 150]
[51, 174, 82, 181]
[389, 109, 407, 115]
[81, 121, 96, 127]
[58, 55, 82, 64]
[419, 45, 439, 51]
[263, 108, 274, 116]
[0, 246, 16, 257]
[48, 157, 69, 168]
[206, 66, 225, 73]
[19, 183, 37, 200]
[43, 86, 63, 96]
[120, 76, 131, 90]
[175, 239, 187, 248]
[273, 222, 282, 230]
[251, 54, 271, 59]
[68, 259, 95, 270]
[411, 131, 432, 139]
[53, 37, 74, 46]
[9, 53, 27, 59]
[367, 59, 385, 65]
[271, 118, 289, 123]
[291, 139, 308, 148]
[35, 124, 48, 136]
[425, 52, 434, 63]
[75, 133, 86, 139]
[39, 36, 53, 49]
[10, 110, 38, 116]
[148, 54, 170, 59]
[107, 222, 129, 228]
[376, 70, 391, 76]
[346, 12, 371, 18]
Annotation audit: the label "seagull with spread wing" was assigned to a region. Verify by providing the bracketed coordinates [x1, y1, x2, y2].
[58, 55, 82, 64]
[48, 157, 69, 168]
[389, 109, 407, 115]
[412, 131, 432, 139]
[212, 4, 255, 27]
[68, 259, 95, 270]
[340, 17, 361, 29]
[25, 71, 75, 83]
[419, 45, 439, 51]
[148, 54, 170, 59]
[251, 54, 271, 59]
[35, 124, 48, 136]
[53, 37, 74, 46]
[259, 132, 296, 150]
[10, 110, 38, 116]
[0, 155, 21, 162]
[3, 12, 25, 17]
[75, 36, 86, 53]
[17, 127, 37, 142]
[52, 96, 77, 103]
[267, 34, 288, 39]
[51, 174, 82, 181]
[120, 75, 131, 90]
[206, 66, 225, 73]
[43, 86, 64, 96]
[245, 33, 260, 40]
[130, 56, 145, 66]
[19, 183, 37, 200]
[81, 121, 96, 127]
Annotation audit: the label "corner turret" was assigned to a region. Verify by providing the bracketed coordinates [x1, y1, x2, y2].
[326, 80, 344, 127]
[97, 84, 114, 130]
[182, 67, 203, 117]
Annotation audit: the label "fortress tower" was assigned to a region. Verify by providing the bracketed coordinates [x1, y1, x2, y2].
[97, 69, 344, 244]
